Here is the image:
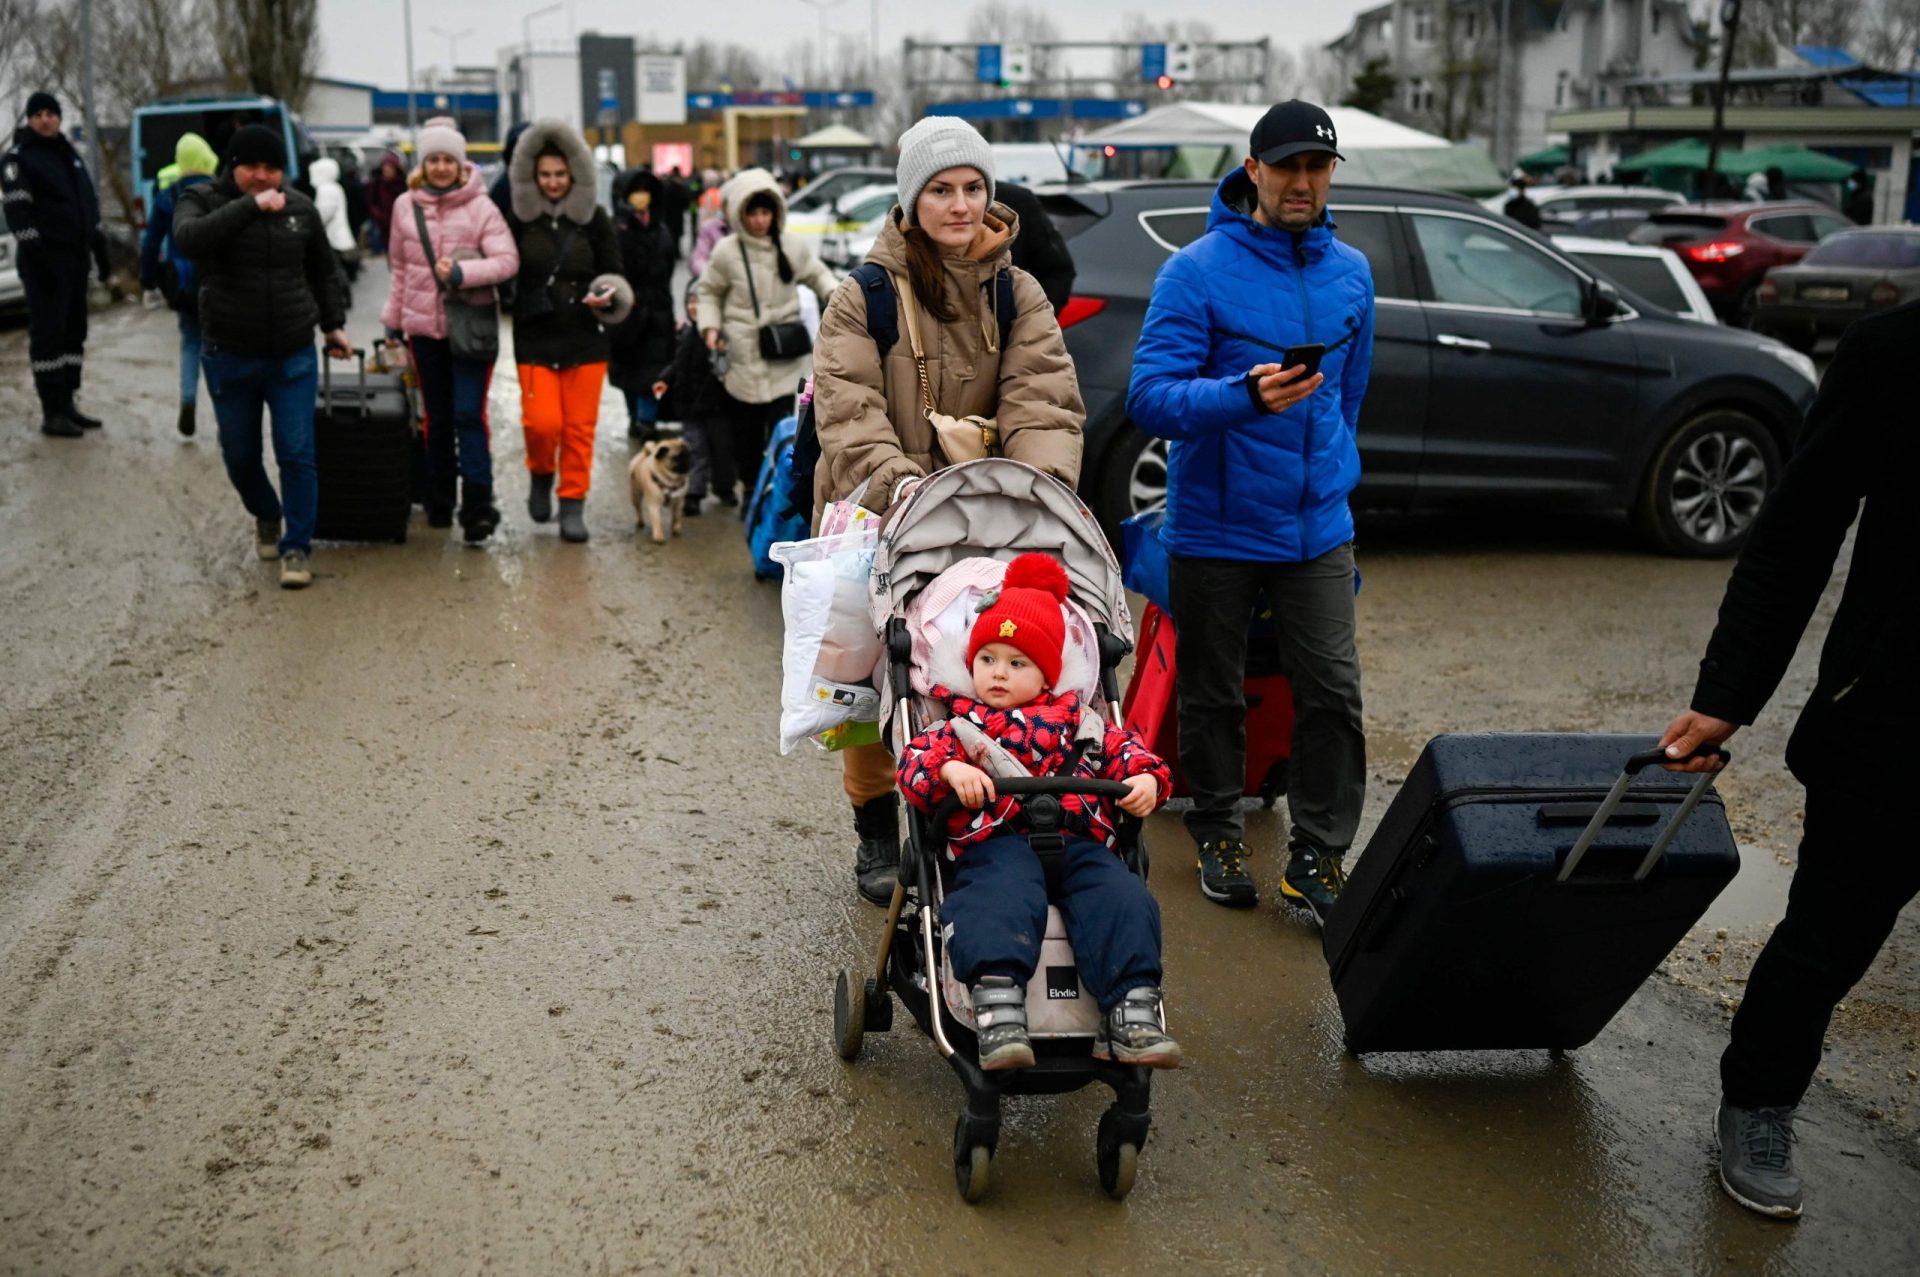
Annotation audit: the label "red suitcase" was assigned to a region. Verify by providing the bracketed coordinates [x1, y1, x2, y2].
[1121, 603, 1295, 805]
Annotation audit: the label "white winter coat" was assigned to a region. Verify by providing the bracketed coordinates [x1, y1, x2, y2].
[310, 158, 356, 253]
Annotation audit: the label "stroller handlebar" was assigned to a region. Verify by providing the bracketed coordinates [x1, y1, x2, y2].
[928, 774, 1133, 831]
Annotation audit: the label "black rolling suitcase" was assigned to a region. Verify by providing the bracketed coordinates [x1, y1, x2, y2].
[1325, 733, 1739, 1054]
[314, 349, 413, 543]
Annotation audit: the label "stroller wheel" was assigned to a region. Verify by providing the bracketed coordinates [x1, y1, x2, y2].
[1096, 1105, 1146, 1201]
[1098, 1140, 1138, 1201]
[956, 1143, 992, 1204]
[832, 969, 865, 1061]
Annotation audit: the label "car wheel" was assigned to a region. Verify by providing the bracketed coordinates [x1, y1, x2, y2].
[1732, 279, 1763, 329]
[1096, 425, 1167, 543]
[1632, 410, 1781, 558]
[1780, 324, 1819, 354]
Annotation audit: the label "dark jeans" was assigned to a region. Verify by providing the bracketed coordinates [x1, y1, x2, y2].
[202, 346, 319, 555]
[177, 310, 203, 405]
[943, 833, 1161, 1012]
[1169, 544, 1366, 852]
[1721, 790, 1917, 1108]
[19, 247, 89, 414]
[409, 336, 495, 506]
[710, 393, 788, 499]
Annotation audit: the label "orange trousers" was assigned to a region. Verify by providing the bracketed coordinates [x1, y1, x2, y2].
[519, 362, 606, 500]
[842, 741, 897, 805]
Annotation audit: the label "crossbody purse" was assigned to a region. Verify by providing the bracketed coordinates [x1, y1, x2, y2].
[889, 272, 999, 465]
[412, 203, 500, 362]
[740, 239, 813, 360]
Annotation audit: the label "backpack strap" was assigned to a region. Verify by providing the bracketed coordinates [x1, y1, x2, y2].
[993, 269, 1016, 352]
[848, 261, 896, 357]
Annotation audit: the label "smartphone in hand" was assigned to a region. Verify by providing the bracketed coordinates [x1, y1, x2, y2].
[1280, 343, 1326, 380]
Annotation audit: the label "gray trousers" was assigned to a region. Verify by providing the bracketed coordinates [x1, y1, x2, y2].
[1169, 543, 1366, 853]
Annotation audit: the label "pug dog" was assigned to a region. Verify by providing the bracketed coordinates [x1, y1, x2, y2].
[628, 438, 692, 544]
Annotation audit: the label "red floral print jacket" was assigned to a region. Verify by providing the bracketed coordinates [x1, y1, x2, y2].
[897, 689, 1172, 857]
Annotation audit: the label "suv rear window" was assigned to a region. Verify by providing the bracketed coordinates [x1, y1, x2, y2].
[1629, 213, 1728, 245]
[1038, 193, 1104, 242]
[1570, 252, 1687, 312]
[1804, 233, 1920, 268]
[1139, 210, 1209, 251]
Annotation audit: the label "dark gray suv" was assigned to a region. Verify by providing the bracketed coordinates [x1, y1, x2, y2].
[1044, 180, 1820, 557]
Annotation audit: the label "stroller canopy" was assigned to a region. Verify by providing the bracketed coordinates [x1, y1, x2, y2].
[869, 459, 1133, 648]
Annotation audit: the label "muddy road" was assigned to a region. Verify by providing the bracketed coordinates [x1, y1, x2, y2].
[2, 301, 1916, 1274]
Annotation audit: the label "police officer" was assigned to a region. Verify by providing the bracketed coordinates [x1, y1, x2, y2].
[2, 92, 112, 438]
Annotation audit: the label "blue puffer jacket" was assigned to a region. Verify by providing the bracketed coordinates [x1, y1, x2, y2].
[1126, 170, 1375, 562]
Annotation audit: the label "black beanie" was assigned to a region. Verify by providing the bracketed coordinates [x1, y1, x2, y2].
[25, 91, 61, 118]
[227, 124, 286, 170]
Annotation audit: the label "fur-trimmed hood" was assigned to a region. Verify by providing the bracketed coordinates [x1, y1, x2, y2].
[722, 167, 786, 233]
[509, 118, 599, 225]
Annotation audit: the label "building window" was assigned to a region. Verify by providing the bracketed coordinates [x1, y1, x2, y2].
[1555, 77, 1566, 108]
[1382, 19, 1393, 40]
[1413, 7, 1434, 42]
[1652, 8, 1663, 35]
[1462, 11, 1478, 40]
[1407, 76, 1434, 112]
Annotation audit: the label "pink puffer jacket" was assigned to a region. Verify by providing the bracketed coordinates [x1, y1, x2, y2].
[380, 166, 520, 340]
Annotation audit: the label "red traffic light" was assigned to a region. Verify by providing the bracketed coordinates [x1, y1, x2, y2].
[1156, 74, 1174, 90]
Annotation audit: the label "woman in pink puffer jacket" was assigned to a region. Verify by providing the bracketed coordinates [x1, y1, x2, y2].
[381, 117, 519, 542]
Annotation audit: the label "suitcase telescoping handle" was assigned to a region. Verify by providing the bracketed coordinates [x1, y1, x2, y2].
[1557, 746, 1730, 883]
[319, 346, 371, 417]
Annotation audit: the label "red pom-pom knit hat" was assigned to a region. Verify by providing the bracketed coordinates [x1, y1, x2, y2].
[968, 553, 1072, 688]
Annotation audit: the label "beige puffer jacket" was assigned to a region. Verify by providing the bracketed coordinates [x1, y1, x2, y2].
[812, 204, 1084, 516]
[695, 168, 837, 405]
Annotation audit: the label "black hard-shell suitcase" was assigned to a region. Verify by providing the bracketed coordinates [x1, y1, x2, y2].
[314, 349, 413, 543]
[1324, 733, 1739, 1054]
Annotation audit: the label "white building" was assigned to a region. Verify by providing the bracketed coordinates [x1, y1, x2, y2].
[1327, 0, 1708, 168]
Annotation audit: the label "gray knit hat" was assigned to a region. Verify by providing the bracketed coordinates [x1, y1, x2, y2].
[895, 116, 995, 226]
[416, 115, 467, 165]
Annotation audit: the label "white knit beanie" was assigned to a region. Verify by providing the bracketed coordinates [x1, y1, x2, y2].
[417, 115, 467, 165]
[895, 116, 995, 226]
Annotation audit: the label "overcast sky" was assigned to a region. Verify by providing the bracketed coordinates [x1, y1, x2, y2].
[316, 0, 1363, 89]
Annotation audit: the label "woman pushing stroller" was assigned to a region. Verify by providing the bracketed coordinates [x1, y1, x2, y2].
[813, 115, 1084, 905]
[898, 553, 1183, 1072]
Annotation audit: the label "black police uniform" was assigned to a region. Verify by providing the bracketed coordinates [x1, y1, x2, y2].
[2, 121, 110, 425]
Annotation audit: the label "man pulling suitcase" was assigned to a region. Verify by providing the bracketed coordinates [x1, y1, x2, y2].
[1657, 301, 1916, 1221]
[1125, 99, 1376, 917]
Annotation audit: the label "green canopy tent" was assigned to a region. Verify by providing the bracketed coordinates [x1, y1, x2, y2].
[1613, 138, 1712, 173]
[1517, 144, 1568, 175]
[1721, 144, 1857, 182]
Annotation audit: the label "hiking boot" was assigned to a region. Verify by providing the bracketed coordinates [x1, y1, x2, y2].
[557, 497, 589, 543]
[1280, 844, 1346, 929]
[527, 471, 555, 523]
[177, 400, 196, 437]
[1093, 987, 1182, 1069]
[66, 406, 102, 430]
[255, 518, 283, 561]
[1716, 1103, 1804, 1219]
[460, 482, 501, 544]
[684, 494, 704, 518]
[971, 976, 1034, 1071]
[1196, 838, 1257, 908]
[852, 795, 900, 907]
[41, 413, 84, 438]
[278, 550, 312, 589]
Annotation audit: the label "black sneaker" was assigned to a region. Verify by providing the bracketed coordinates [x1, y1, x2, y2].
[177, 400, 197, 437]
[1196, 838, 1257, 908]
[683, 494, 704, 518]
[1280, 844, 1346, 928]
[41, 413, 84, 438]
[1716, 1103, 1804, 1219]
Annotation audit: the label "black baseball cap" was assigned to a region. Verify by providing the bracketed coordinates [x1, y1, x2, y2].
[1250, 100, 1344, 165]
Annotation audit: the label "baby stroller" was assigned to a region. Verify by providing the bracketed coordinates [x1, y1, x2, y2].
[829, 459, 1163, 1203]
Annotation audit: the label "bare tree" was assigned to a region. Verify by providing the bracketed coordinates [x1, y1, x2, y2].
[208, 0, 320, 109]
[1434, 6, 1493, 141]
[1734, 0, 1867, 65]
[1859, 0, 1920, 66]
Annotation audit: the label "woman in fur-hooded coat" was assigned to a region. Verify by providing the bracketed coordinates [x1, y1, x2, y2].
[505, 119, 632, 541]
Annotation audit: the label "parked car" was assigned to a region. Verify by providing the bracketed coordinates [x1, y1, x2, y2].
[1626, 201, 1854, 326]
[1556, 209, 1663, 240]
[1556, 237, 1718, 324]
[800, 184, 897, 264]
[1754, 226, 1920, 351]
[0, 232, 23, 313]
[787, 166, 892, 216]
[130, 95, 314, 223]
[1483, 184, 1683, 234]
[1041, 180, 1818, 557]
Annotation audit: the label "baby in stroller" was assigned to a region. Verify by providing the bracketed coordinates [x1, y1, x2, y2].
[897, 553, 1183, 1073]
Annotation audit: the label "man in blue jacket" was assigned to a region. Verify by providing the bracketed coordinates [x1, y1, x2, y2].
[1126, 100, 1374, 919]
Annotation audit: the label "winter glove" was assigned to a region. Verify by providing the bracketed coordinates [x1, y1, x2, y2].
[384, 327, 404, 344]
